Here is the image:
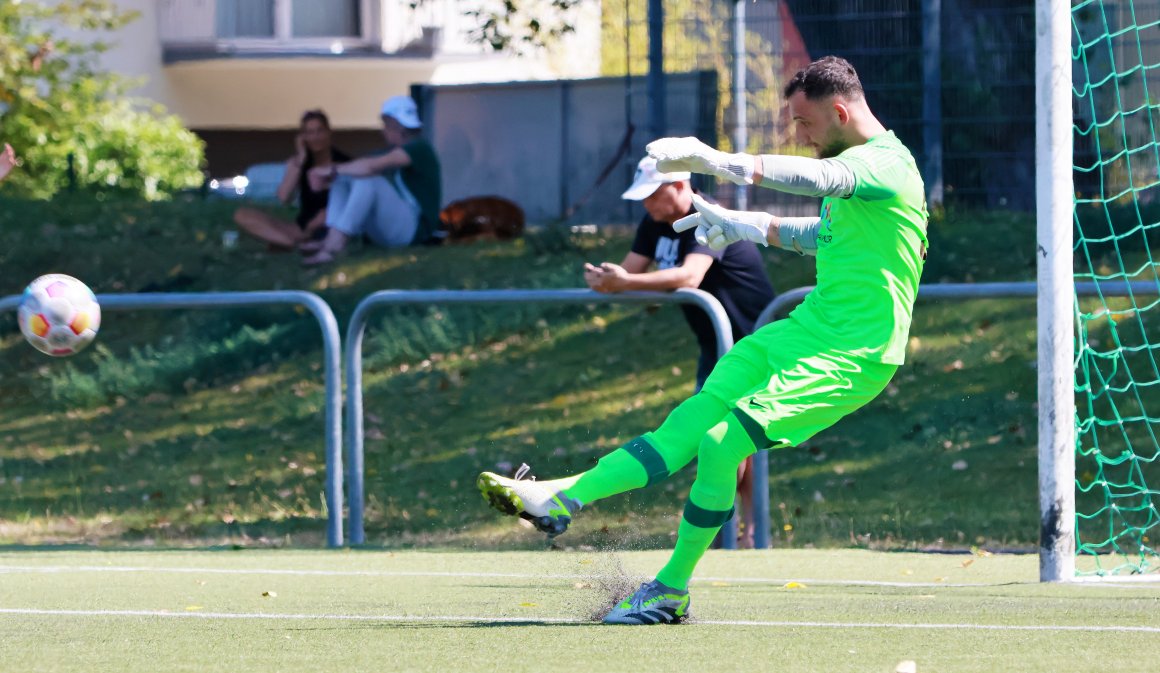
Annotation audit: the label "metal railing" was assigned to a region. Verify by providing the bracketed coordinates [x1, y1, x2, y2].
[1, 291, 345, 547]
[344, 288, 735, 545]
[748, 280, 1160, 550]
[17, 281, 1155, 552]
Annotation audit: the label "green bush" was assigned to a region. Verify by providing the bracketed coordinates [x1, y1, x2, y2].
[3, 98, 205, 201]
[46, 323, 295, 407]
[0, 1, 205, 200]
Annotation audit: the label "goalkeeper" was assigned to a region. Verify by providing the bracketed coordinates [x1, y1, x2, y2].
[478, 55, 929, 625]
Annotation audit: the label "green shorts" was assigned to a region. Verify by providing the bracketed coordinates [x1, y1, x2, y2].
[699, 317, 898, 449]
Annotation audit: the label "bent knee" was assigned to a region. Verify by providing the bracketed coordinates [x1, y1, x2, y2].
[233, 207, 260, 227]
[697, 415, 758, 467]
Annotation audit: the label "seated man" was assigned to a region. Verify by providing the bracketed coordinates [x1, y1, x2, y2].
[301, 96, 442, 265]
[584, 155, 777, 547]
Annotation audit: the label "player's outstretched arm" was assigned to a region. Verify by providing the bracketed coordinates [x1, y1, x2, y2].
[646, 138, 856, 198]
[755, 154, 855, 198]
[646, 137, 756, 186]
[673, 194, 772, 250]
[674, 194, 822, 255]
[774, 217, 823, 256]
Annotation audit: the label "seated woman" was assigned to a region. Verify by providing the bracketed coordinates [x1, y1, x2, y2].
[233, 109, 350, 250]
[300, 95, 442, 265]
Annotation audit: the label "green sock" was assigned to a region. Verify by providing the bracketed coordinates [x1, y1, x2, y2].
[558, 436, 656, 504]
[655, 412, 759, 590]
[556, 392, 730, 506]
[655, 515, 725, 591]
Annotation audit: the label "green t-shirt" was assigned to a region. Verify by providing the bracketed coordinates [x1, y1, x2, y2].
[399, 137, 442, 244]
[790, 131, 929, 365]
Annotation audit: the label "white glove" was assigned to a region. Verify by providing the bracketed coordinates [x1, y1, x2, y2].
[646, 137, 755, 186]
[673, 193, 772, 251]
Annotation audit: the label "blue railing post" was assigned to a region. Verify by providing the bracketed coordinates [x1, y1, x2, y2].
[344, 288, 734, 546]
[2, 291, 345, 547]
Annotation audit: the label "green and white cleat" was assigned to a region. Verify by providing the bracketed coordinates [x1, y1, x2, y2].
[477, 463, 578, 538]
[602, 580, 691, 625]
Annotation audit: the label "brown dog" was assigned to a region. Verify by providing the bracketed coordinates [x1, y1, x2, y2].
[439, 195, 525, 243]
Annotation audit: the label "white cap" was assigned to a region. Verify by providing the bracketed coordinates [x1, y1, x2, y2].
[380, 95, 422, 129]
[621, 156, 691, 200]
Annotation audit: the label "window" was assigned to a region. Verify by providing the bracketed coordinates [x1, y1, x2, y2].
[216, 0, 360, 39]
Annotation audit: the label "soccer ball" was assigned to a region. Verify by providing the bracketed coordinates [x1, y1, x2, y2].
[17, 274, 101, 357]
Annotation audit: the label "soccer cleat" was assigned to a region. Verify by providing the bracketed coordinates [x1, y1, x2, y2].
[476, 463, 578, 538]
[602, 580, 691, 625]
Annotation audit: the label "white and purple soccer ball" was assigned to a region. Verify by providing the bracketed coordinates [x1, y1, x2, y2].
[17, 274, 101, 357]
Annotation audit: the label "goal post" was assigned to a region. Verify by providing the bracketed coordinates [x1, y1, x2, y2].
[1045, 0, 1160, 580]
[1037, 0, 1076, 582]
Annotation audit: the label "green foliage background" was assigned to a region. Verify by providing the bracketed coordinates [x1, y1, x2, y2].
[0, 194, 1065, 552]
[0, 0, 204, 200]
[600, 0, 790, 154]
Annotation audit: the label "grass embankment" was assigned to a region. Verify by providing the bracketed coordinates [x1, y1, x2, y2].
[0, 195, 1140, 552]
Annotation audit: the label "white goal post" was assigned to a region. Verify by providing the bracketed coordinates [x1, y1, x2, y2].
[1036, 0, 1076, 582]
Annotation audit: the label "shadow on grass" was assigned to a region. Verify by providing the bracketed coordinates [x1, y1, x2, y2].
[2, 198, 1104, 553]
[279, 621, 598, 632]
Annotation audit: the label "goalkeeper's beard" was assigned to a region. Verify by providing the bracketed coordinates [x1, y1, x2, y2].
[816, 136, 850, 159]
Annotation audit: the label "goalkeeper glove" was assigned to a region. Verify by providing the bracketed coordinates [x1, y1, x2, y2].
[645, 137, 756, 186]
[673, 194, 772, 251]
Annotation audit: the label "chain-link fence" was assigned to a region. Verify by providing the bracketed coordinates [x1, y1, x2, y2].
[612, 0, 1039, 212]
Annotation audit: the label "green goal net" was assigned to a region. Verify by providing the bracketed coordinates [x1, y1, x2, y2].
[1072, 0, 1160, 575]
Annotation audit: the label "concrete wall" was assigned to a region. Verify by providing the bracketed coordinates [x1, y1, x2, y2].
[417, 72, 717, 225]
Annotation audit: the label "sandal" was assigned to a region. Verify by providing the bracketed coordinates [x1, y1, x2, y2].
[298, 239, 327, 254]
[301, 248, 339, 267]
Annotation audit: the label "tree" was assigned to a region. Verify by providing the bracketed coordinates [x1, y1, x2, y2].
[406, 0, 585, 53]
[0, 0, 204, 200]
[466, 0, 585, 52]
[602, 0, 793, 154]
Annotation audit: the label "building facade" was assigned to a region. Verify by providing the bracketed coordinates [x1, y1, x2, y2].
[97, 0, 601, 176]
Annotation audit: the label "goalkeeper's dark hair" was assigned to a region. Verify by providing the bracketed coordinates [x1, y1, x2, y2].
[784, 56, 864, 101]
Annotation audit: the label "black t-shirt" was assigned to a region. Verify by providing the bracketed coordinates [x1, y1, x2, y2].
[296, 148, 351, 228]
[630, 202, 776, 351]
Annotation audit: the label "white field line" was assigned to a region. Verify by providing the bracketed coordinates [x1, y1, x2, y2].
[1071, 574, 1160, 584]
[0, 607, 1158, 633]
[0, 565, 999, 588]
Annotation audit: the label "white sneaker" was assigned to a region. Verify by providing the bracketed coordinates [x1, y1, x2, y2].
[477, 464, 578, 537]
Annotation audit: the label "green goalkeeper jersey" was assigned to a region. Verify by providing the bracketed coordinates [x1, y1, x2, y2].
[790, 131, 929, 365]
